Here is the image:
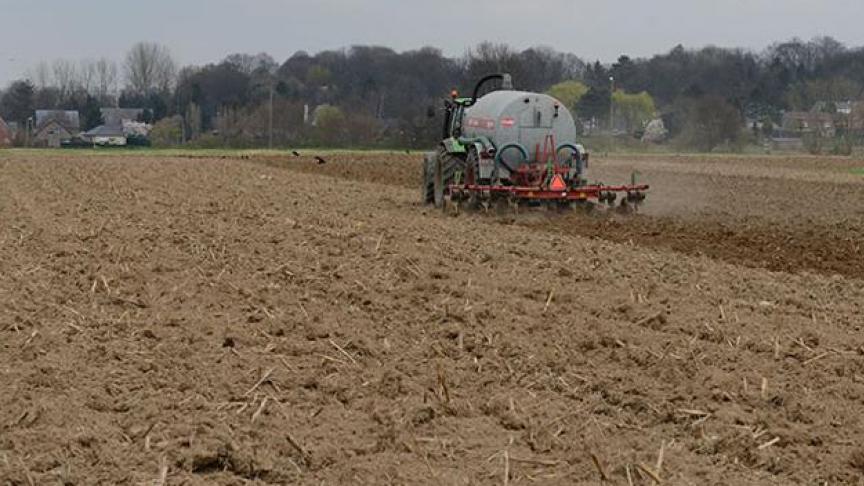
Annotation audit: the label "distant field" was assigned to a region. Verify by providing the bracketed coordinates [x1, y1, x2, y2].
[0, 147, 405, 158]
[6, 146, 864, 161]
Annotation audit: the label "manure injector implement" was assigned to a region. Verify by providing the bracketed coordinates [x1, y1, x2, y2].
[422, 73, 648, 213]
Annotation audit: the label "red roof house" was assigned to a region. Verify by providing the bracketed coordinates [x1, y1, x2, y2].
[0, 116, 12, 147]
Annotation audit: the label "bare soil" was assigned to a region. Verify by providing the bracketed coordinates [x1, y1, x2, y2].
[263, 152, 864, 279]
[1, 151, 863, 485]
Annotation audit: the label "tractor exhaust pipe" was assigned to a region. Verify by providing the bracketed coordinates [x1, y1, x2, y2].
[467, 73, 513, 106]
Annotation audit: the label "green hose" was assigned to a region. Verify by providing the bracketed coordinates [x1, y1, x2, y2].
[556, 143, 583, 174]
[494, 142, 529, 178]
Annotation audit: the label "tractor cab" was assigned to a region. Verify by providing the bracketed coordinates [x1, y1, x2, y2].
[441, 74, 514, 140]
[440, 96, 474, 154]
[442, 96, 470, 139]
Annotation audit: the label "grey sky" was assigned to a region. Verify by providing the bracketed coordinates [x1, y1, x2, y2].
[2, 0, 863, 87]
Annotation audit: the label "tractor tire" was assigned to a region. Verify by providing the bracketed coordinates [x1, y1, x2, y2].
[433, 149, 466, 209]
[464, 147, 482, 210]
[421, 152, 436, 204]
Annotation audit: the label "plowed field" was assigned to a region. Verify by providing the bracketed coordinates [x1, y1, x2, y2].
[1, 151, 863, 485]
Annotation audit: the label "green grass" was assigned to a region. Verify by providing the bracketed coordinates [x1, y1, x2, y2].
[851, 167, 864, 175]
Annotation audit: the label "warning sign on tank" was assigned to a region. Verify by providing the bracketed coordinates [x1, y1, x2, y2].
[466, 117, 495, 130]
[500, 117, 516, 128]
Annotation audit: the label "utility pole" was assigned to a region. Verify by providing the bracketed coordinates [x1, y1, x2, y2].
[609, 76, 615, 132]
[609, 76, 615, 154]
[177, 99, 185, 145]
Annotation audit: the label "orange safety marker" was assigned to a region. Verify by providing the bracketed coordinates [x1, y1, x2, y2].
[549, 174, 567, 192]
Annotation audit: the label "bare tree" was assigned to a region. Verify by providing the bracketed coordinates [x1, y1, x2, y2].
[462, 42, 520, 87]
[29, 61, 52, 89]
[95, 58, 118, 101]
[224, 52, 277, 75]
[78, 60, 97, 94]
[124, 42, 177, 94]
[52, 59, 78, 100]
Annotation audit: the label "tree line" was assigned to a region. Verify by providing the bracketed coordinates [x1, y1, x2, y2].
[2, 37, 863, 151]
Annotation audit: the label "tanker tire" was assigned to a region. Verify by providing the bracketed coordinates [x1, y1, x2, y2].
[433, 150, 466, 209]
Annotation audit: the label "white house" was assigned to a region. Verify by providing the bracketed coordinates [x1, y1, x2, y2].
[82, 124, 127, 146]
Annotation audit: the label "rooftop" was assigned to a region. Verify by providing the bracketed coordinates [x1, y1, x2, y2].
[34, 110, 80, 131]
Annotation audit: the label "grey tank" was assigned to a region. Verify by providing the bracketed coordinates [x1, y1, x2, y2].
[461, 90, 577, 165]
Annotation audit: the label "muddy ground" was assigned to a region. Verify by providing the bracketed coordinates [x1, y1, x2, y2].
[1, 152, 863, 485]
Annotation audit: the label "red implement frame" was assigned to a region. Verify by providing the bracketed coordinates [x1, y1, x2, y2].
[448, 183, 650, 202]
[452, 132, 649, 203]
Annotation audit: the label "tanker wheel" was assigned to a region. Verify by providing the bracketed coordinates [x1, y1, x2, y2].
[433, 149, 466, 209]
[421, 153, 435, 204]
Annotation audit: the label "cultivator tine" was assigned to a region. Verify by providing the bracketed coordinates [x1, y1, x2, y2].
[618, 198, 629, 214]
[443, 191, 460, 216]
[509, 197, 519, 215]
[492, 198, 505, 215]
[618, 198, 640, 215]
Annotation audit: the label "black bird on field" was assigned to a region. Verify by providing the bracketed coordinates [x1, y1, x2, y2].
[292, 150, 301, 157]
[314, 156, 327, 165]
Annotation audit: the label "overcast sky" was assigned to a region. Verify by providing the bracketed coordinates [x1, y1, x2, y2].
[2, 0, 864, 86]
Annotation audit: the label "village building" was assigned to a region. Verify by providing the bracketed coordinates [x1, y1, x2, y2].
[780, 111, 836, 137]
[0, 116, 12, 147]
[33, 110, 80, 147]
[81, 124, 127, 146]
[82, 108, 150, 146]
[100, 108, 145, 126]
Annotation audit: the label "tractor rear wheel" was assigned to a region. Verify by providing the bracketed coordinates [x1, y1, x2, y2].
[464, 147, 483, 210]
[421, 152, 435, 204]
[433, 149, 466, 209]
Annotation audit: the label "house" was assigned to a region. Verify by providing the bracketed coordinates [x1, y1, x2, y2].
[781, 112, 835, 137]
[825, 101, 864, 134]
[82, 124, 127, 146]
[835, 101, 853, 115]
[810, 101, 852, 115]
[101, 108, 145, 127]
[34, 119, 76, 147]
[87, 108, 152, 146]
[0, 116, 12, 147]
[33, 110, 80, 147]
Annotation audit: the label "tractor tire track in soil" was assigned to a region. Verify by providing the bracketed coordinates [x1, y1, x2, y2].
[260, 152, 864, 279]
[1, 153, 863, 485]
[531, 214, 864, 279]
